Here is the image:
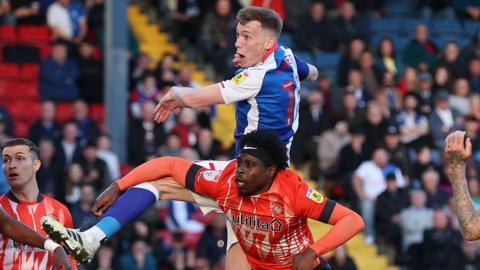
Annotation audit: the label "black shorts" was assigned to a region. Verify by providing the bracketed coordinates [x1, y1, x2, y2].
[313, 257, 332, 270]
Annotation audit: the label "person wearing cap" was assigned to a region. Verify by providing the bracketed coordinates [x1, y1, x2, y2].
[383, 125, 411, 178]
[428, 90, 463, 149]
[41, 130, 364, 270]
[416, 72, 434, 114]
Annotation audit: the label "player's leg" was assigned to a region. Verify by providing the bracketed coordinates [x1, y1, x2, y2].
[42, 179, 192, 264]
[225, 220, 250, 270]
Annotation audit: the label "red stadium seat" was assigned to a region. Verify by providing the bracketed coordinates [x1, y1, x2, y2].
[56, 102, 74, 123]
[17, 26, 51, 44]
[21, 63, 40, 80]
[38, 44, 51, 59]
[0, 82, 39, 101]
[183, 232, 202, 249]
[89, 103, 104, 122]
[0, 63, 20, 80]
[13, 121, 30, 138]
[156, 229, 173, 246]
[0, 26, 16, 44]
[6, 102, 41, 121]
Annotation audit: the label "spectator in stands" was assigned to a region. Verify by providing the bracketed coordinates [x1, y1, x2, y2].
[157, 132, 182, 158]
[193, 128, 223, 160]
[96, 134, 120, 181]
[153, 53, 177, 87]
[315, 73, 341, 116]
[438, 42, 464, 79]
[460, 29, 480, 63]
[416, 72, 434, 114]
[469, 94, 480, 121]
[467, 177, 480, 209]
[251, 0, 285, 21]
[36, 138, 64, 199]
[422, 210, 463, 269]
[328, 245, 357, 270]
[337, 92, 365, 131]
[375, 173, 409, 260]
[10, 0, 43, 25]
[119, 239, 157, 270]
[0, 106, 13, 137]
[396, 93, 430, 150]
[337, 38, 365, 87]
[421, 168, 450, 209]
[130, 53, 151, 90]
[28, 99, 61, 145]
[353, 147, 405, 245]
[338, 127, 369, 180]
[166, 232, 195, 270]
[468, 57, 480, 94]
[375, 37, 404, 79]
[176, 65, 200, 88]
[170, 0, 201, 46]
[399, 190, 434, 268]
[56, 120, 83, 168]
[358, 50, 383, 94]
[383, 125, 411, 177]
[0, 1, 11, 24]
[361, 101, 388, 154]
[450, 78, 471, 115]
[317, 121, 351, 174]
[428, 90, 464, 149]
[92, 245, 116, 270]
[70, 184, 97, 230]
[403, 24, 439, 70]
[410, 147, 437, 185]
[128, 101, 165, 165]
[447, 240, 480, 269]
[71, 99, 99, 146]
[77, 41, 103, 104]
[331, 1, 369, 49]
[171, 108, 199, 148]
[65, 162, 83, 204]
[432, 66, 453, 93]
[295, 1, 334, 53]
[291, 90, 331, 169]
[39, 42, 80, 102]
[397, 67, 418, 96]
[75, 140, 109, 192]
[200, 0, 235, 76]
[196, 213, 227, 270]
[87, 0, 104, 42]
[130, 74, 162, 119]
[47, 0, 87, 45]
[464, 115, 479, 154]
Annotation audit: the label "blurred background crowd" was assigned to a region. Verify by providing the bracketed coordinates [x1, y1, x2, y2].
[2, 0, 480, 269]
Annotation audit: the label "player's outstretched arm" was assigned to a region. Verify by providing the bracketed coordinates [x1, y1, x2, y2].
[153, 84, 224, 123]
[445, 131, 480, 240]
[0, 207, 71, 269]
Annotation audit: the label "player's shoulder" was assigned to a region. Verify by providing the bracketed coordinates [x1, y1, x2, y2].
[276, 169, 306, 193]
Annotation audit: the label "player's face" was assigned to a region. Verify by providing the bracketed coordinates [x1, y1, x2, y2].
[235, 153, 275, 196]
[2, 145, 40, 189]
[235, 20, 275, 67]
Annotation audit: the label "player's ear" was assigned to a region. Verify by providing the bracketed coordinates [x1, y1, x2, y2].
[267, 166, 277, 179]
[34, 159, 41, 172]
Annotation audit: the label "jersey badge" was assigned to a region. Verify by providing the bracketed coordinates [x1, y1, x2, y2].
[306, 187, 324, 204]
[198, 170, 222, 183]
[231, 71, 248, 84]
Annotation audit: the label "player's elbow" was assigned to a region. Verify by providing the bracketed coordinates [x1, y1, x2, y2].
[306, 64, 318, 82]
[350, 211, 365, 233]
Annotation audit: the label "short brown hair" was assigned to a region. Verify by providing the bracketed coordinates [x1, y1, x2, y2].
[236, 7, 282, 37]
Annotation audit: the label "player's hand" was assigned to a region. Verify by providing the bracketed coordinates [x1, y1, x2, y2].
[153, 90, 181, 123]
[292, 247, 318, 270]
[91, 182, 122, 217]
[444, 131, 472, 166]
[52, 247, 71, 270]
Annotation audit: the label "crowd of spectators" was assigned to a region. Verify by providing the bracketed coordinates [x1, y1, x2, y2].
[3, 0, 480, 269]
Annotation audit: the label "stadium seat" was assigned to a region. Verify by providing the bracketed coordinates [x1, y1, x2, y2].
[314, 52, 341, 69]
[295, 51, 313, 65]
[5, 102, 41, 120]
[279, 32, 294, 49]
[13, 121, 30, 138]
[38, 44, 51, 59]
[56, 102, 74, 123]
[401, 19, 430, 37]
[0, 63, 20, 80]
[369, 18, 402, 36]
[21, 63, 40, 80]
[89, 103, 104, 123]
[183, 232, 202, 249]
[0, 82, 39, 101]
[0, 26, 16, 44]
[385, 1, 415, 18]
[464, 20, 480, 36]
[17, 26, 50, 44]
[431, 19, 463, 38]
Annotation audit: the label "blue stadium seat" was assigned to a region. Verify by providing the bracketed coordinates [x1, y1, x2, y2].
[401, 19, 430, 36]
[371, 34, 410, 51]
[369, 18, 402, 35]
[314, 52, 342, 69]
[295, 51, 313, 65]
[464, 20, 480, 36]
[279, 32, 294, 49]
[431, 19, 463, 38]
[385, 1, 415, 18]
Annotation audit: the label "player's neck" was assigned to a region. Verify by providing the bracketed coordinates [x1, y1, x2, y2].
[11, 183, 40, 202]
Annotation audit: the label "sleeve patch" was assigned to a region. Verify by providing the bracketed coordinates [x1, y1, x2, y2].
[231, 71, 249, 84]
[198, 170, 222, 183]
[306, 187, 324, 204]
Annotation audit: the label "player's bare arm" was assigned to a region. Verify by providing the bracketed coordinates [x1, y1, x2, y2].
[445, 131, 480, 240]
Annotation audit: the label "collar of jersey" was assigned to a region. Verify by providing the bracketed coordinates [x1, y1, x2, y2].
[7, 191, 43, 204]
[261, 42, 279, 63]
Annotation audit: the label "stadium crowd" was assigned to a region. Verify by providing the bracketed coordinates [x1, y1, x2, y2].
[2, 0, 480, 269]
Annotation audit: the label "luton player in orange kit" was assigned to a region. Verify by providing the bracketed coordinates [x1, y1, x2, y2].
[1, 138, 75, 270]
[42, 130, 363, 270]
